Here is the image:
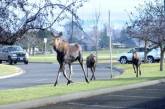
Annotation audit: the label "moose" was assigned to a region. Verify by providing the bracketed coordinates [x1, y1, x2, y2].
[132, 50, 142, 77]
[52, 32, 89, 86]
[86, 54, 96, 80]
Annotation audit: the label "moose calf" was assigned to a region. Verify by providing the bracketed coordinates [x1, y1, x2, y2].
[86, 54, 96, 80]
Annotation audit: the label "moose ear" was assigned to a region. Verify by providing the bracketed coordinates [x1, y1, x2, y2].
[59, 32, 63, 36]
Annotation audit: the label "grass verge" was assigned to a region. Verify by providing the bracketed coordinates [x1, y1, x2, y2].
[28, 48, 129, 63]
[0, 63, 165, 105]
[0, 64, 20, 77]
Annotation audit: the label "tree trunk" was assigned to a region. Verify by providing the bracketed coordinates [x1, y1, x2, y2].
[160, 44, 164, 71]
[32, 47, 35, 56]
[144, 40, 148, 63]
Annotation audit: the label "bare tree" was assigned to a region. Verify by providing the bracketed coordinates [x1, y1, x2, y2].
[0, 0, 87, 45]
[126, 0, 165, 71]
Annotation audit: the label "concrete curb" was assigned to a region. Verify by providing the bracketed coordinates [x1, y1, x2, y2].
[0, 67, 25, 80]
[0, 78, 165, 109]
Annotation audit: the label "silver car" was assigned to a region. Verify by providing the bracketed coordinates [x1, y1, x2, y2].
[118, 47, 160, 64]
[0, 45, 29, 65]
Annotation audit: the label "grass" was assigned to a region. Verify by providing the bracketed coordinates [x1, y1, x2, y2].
[0, 63, 165, 105]
[29, 48, 129, 63]
[0, 64, 19, 76]
[29, 54, 56, 63]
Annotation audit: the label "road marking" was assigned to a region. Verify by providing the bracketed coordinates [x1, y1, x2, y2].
[108, 94, 160, 99]
[68, 102, 141, 109]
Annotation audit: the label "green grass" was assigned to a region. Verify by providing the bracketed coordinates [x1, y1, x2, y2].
[29, 48, 129, 63]
[29, 54, 56, 63]
[0, 63, 165, 105]
[0, 64, 19, 76]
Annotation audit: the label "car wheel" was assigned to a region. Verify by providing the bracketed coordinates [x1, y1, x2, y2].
[24, 60, 28, 64]
[120, 57, 127, 64]
[147, 56, 154, 63]
[14, 61, 17, 64]
[8, 58, 13, 65]
[0, 60, 2, 64]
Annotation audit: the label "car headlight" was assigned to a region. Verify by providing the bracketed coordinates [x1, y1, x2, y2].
[11, 54, 17, 57]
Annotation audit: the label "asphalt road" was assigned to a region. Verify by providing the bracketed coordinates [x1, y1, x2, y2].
[31, 82, 165, 109]
[0, 63, 121, 90]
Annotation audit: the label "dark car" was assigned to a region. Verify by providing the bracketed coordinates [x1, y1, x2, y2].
[0, 45, 29, 65]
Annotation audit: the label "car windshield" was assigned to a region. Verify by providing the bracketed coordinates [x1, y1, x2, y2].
[8, 46, 23, 52]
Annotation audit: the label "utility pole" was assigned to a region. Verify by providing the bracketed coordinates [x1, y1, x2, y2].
[71, 9, 74, 43]
[108, 10, 113, 78]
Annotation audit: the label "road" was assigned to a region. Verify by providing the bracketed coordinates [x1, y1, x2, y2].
[0, 63, 122, 89]
[31, 82, 165, 109]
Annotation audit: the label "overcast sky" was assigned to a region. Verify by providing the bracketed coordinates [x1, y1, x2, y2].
[76, 0, 146, 29]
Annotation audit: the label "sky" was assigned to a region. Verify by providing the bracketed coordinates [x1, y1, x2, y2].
[76, 0, 146, 30]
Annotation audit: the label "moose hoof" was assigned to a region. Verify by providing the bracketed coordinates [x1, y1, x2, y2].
[86, 78, 89, 83]
[67, 80, 73, 85]
[54, 81, 58, 87]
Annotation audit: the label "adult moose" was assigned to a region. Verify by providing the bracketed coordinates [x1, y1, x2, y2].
[132, 50, 142, 77]
[86, 54, 96, 80]
[52, 32, 89, 86]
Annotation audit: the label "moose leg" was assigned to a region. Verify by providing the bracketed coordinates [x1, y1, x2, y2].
[90, 67, 95, 80]
[132, 64, 136, 74]
[62, 65, 73, 85]
[92, 67, 96, 80]
[87, 67, 89, 78]
[79, 59, 89, 83]
[68, 64, 73, 79]
[54, 65, 62, 86]
[136, 65, 139, 78]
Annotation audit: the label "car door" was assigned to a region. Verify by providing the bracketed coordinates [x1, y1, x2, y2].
[127, 49, 134, 61]
[2, 48, 9, 60]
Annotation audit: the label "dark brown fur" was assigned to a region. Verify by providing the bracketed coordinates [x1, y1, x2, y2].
[86, 54, 96, 80]
[132, 51, 142, 77]
[52, 33, 89, 86]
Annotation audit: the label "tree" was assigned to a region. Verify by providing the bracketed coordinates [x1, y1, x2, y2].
[17, 31, 42, 55]
[0, 0, 87, 45]
[99, 25, 109, 48]
[117, 29, 136, 48]
[126, 0, 165, 71]
[64, 21, 83, 42]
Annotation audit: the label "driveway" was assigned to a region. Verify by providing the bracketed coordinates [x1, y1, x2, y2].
[0, 63, 121, 89]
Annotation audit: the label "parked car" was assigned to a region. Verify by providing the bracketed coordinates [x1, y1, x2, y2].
[118, 47, 160, 64]
[0, 45, 29, 65]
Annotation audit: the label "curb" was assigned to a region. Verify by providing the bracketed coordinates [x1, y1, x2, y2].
[29, 62, 54, 64]
[0, 67, 25, 80]
[0, 78, 165, 109]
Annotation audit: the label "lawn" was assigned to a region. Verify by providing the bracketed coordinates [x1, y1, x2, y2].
[0, 63, 165, 105]
[0, 64, 20, 77]
[29, 48, 129, 63]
